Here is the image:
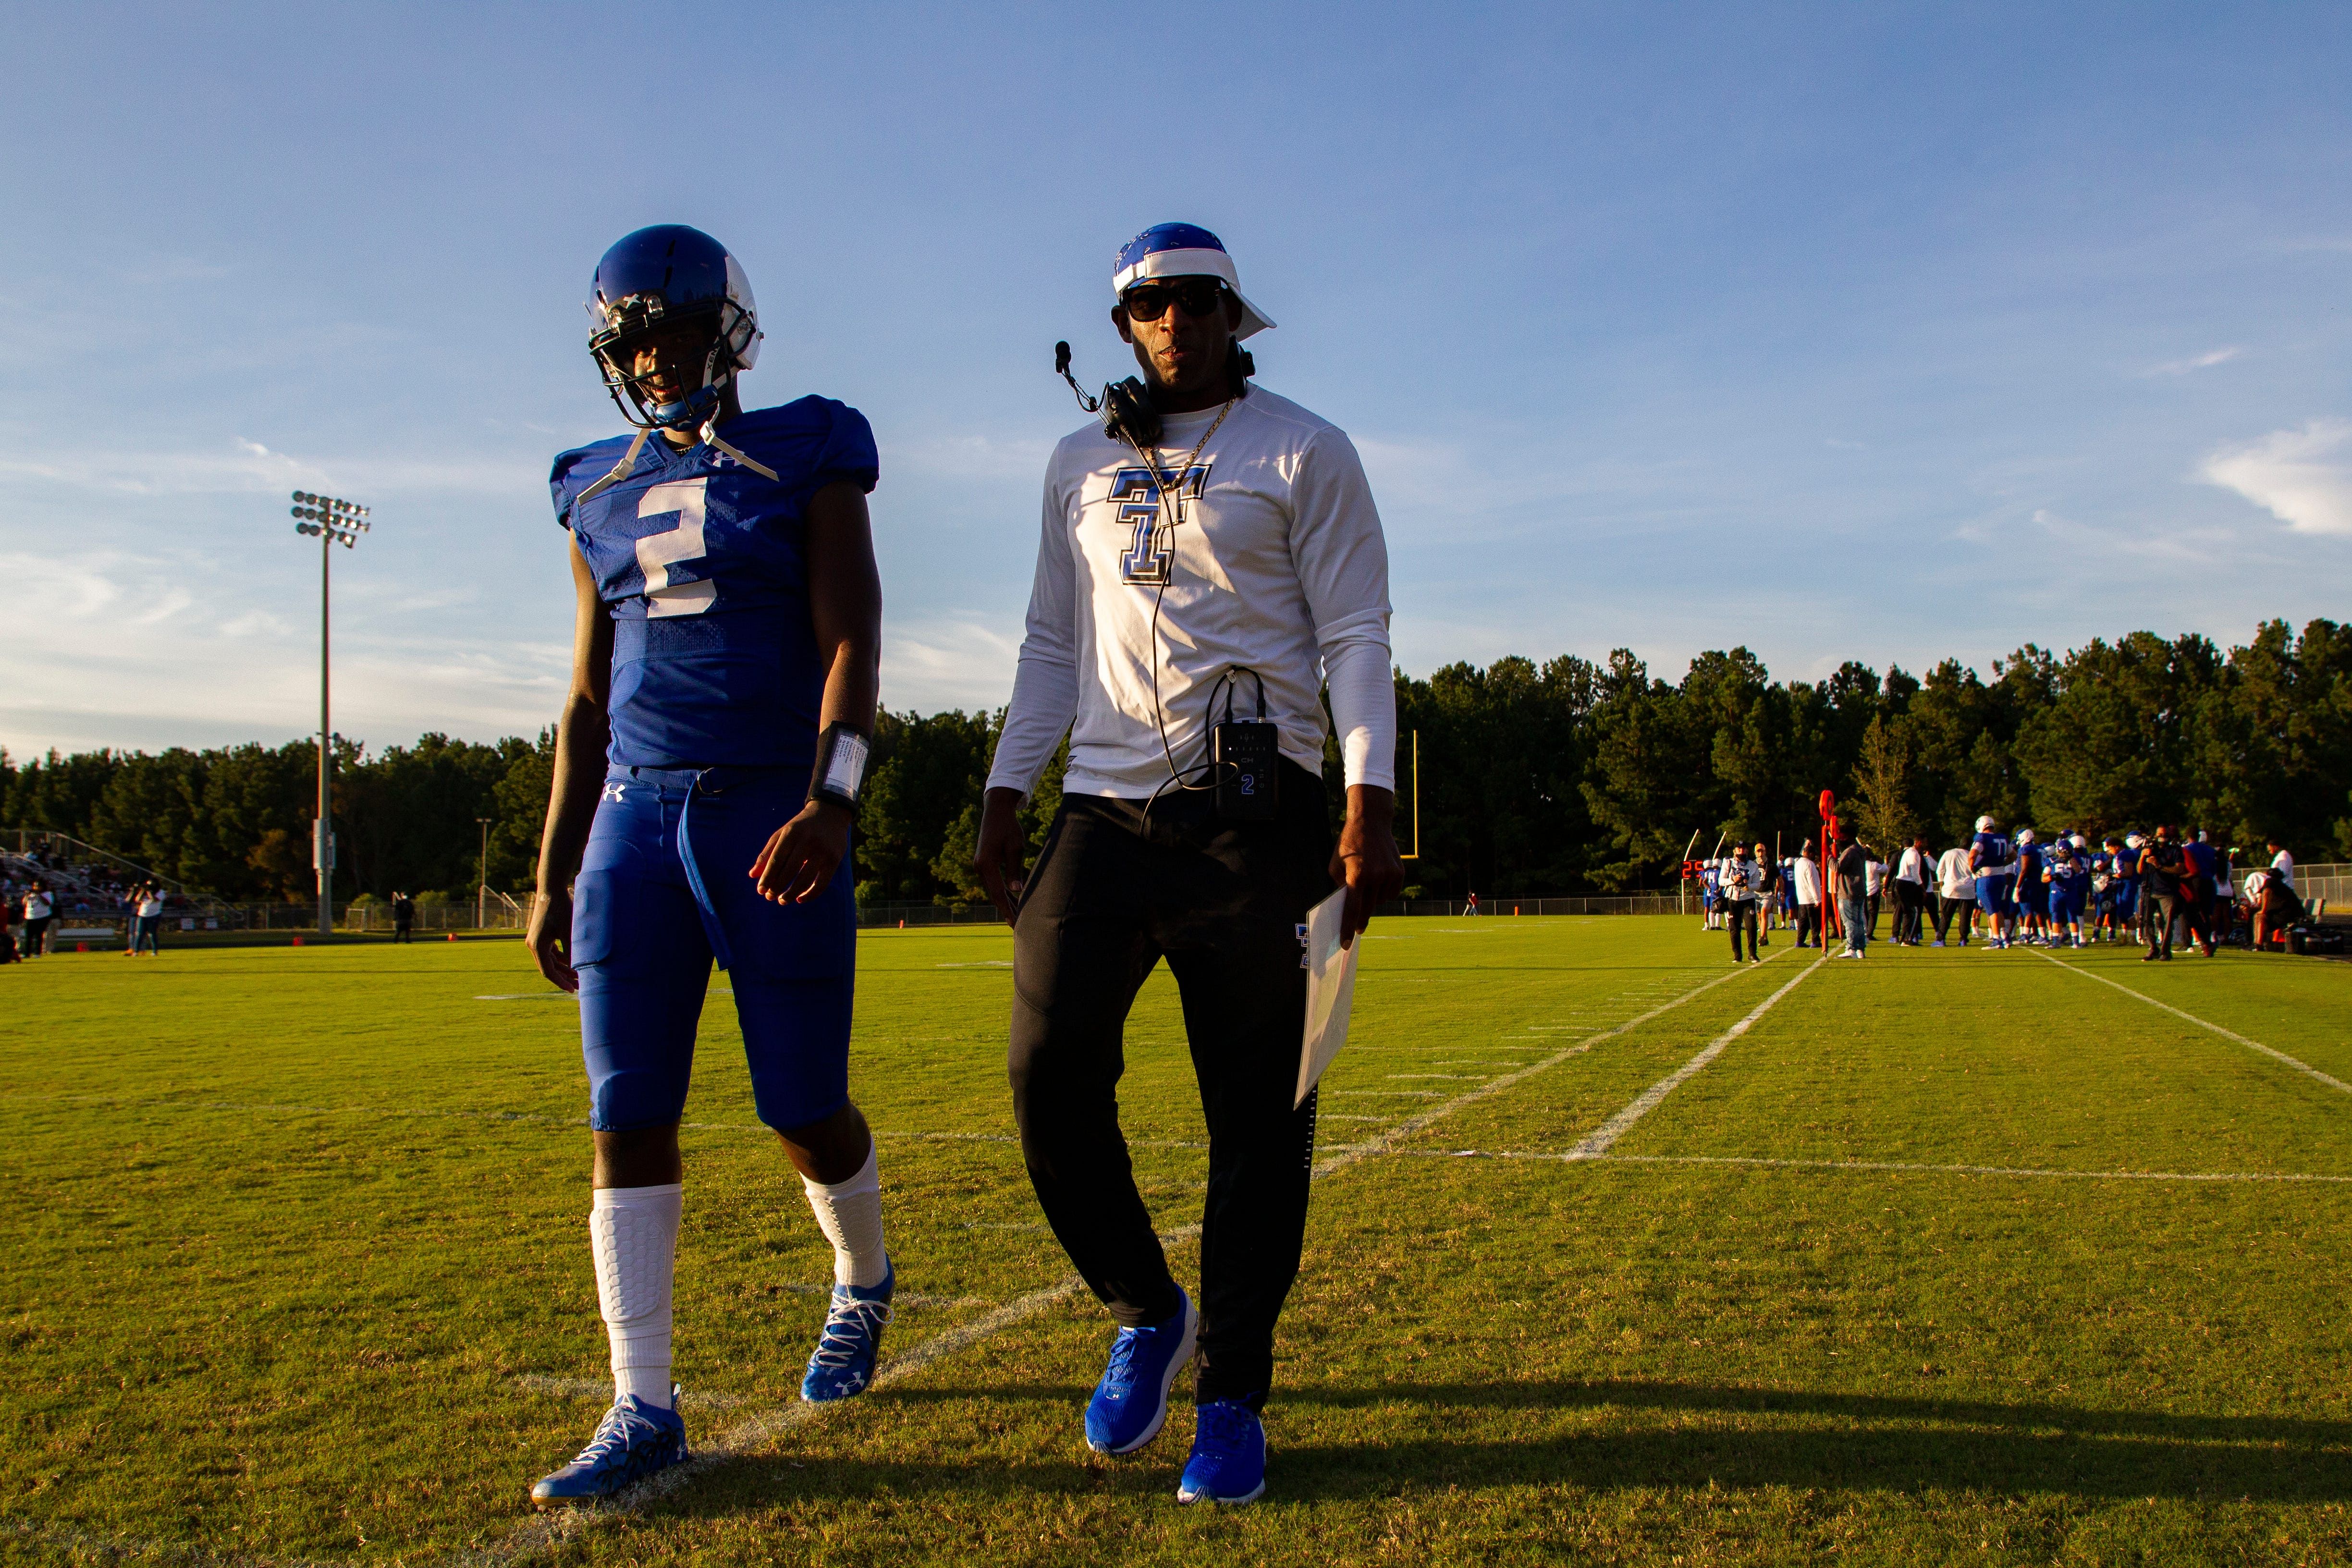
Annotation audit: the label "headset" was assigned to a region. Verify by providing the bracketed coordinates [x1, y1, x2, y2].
[1053, 338, 1272, 830]
[1054, 338, 1256, 449]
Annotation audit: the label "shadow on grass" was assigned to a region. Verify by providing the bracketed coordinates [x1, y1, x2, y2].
[690, 1377, 2352, 1509]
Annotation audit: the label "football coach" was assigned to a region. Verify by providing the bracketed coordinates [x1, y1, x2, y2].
[973, 222, 1402, 1505]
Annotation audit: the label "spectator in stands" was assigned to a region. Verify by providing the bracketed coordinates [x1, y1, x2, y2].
[1833, 830, 1870, 957]
[19, 882, 54, 959]
[1720, 844, 1761, 963]
[1892, 833, 1932, 946]
[1792, 840, 1824, 948]
[1933, 839, 1976, 947]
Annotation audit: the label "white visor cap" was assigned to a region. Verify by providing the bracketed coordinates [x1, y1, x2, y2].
[1113, 222, 1275, 341]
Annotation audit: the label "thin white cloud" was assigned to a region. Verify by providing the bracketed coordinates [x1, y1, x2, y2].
[0, 438, 540, 501]
[2145, 346, 2242, 377]
[2201, 419, 2352, 536]
[880, 614, 1022, 714]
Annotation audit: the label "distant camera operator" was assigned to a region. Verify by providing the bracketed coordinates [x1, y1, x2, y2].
[973, 223, 1402, 1506]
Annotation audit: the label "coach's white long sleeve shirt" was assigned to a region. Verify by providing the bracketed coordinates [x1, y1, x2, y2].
[986, 389, 1396, 800]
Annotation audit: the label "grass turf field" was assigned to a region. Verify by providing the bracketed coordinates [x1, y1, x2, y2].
[5, 918, 2352, 1566]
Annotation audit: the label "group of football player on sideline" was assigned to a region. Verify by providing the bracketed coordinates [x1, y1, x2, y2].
[521, 221, 1400, 1510]
[1701, 818, 2307, 963]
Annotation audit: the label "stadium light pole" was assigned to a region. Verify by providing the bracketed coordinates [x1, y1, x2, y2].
[290, 490, 371, 938]
[476, 818, 492, 931]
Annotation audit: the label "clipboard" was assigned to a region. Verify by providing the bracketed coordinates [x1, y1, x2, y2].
[1296, 886, 1359, 1108]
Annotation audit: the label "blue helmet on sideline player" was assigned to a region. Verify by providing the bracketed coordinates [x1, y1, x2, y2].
[588, 224, 763, 431]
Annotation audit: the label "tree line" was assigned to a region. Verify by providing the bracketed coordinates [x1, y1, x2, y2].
[3, 618, 2344, 904]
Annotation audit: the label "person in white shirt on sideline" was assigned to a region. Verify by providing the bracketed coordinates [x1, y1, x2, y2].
[972, 222, 1401, 1507]
[1933, 840, 1977, 947]
[1720, 845, 1762, 962]
[1891, 833, 1932, 946]
[1863, 848, 1887, 938]
[1791, 840, 1825, 948]
[2267, 838, 2295, 895]
[17, 882, 53, 959]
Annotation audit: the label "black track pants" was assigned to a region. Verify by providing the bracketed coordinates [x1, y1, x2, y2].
[1007, 761, 1334, 1408]
[1726, 902, 1757, 960]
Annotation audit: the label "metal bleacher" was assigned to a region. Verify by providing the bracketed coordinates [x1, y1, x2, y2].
[1, 831, 224, 920]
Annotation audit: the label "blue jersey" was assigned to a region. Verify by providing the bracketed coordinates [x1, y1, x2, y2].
[2016, 845, 2042, 889]
[1971, 831, 2013, 876]
[551, 398, 879, 769]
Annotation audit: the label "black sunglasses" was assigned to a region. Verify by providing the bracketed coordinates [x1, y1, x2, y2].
[1120, 279, 1228, 322]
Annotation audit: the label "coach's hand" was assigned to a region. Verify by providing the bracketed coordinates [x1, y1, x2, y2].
[528, 890, 579, 993]
[974, 786, 1029, 922]
[1331, 785, 1405, 948]
[753, 800, 853, 904]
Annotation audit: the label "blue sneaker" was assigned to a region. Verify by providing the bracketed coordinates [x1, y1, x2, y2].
[801, 1262, 895, 1402]
[1177, 1399, 1267, 1505]
[530, 1390, 688, 1508]
[1085, 1290, 1197, 1455]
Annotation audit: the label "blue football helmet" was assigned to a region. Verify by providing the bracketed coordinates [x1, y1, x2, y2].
[588, 225, 763, 431]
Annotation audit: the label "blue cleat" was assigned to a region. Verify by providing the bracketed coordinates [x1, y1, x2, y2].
[801, 1261, 894, 1402]
[530, 1390, 688, 1508]
[1177, 1398, 1267, 1505]
[1085, 1290, 1197, 1455]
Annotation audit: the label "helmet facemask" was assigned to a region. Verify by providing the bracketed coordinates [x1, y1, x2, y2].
[590, 295, 758, 432]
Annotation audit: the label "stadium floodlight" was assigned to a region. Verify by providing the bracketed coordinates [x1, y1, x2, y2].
[289, 487, 374, 937]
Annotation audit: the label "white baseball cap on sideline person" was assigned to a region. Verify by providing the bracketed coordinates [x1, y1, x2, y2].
[1112, 223, 1277, 340]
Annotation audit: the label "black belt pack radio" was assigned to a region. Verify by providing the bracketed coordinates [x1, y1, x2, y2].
[1212, 671, 1279, 821]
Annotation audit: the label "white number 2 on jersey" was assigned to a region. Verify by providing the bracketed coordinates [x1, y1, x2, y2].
[635, 478, 717, 617]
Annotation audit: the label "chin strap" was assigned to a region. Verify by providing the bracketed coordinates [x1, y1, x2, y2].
[572, 402, 779, 508]
[575, 428, 651, 505]
[701, 419, 778, 480]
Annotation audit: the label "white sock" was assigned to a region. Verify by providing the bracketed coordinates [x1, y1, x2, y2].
[801, 1145, 888, 1288]
[590, 1183, 682, 1410]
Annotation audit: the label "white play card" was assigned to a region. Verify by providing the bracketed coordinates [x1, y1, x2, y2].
[1296, 886, 1360, 1108]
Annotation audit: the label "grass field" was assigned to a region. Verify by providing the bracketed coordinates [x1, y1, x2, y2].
[6, 916, 2352, 1567]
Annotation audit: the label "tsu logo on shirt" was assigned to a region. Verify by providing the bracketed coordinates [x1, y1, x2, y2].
[1110, 463, 1210, 586]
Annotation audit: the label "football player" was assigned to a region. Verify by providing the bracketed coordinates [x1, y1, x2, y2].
[523, 225, 891, 1507]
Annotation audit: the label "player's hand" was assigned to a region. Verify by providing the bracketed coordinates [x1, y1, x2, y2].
[527, 889, 578, 993]
[1329, 784, 1405, 949]
[973, 787, 1029, 922]
[752, 800, 852, 904]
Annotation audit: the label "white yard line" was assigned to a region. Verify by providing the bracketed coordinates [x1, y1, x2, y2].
[2030, 948, 2352, 1096]
[1559, 956, 1825, 1160]
[1307, 950, 1790, 1180]
[1395, 1149, 2352, 1185]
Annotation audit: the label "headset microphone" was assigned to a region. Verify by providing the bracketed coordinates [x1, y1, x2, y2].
[1053, 341, 1162, 448]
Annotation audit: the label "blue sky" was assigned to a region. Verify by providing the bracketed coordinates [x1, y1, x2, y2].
[3, 2, 2348, 759]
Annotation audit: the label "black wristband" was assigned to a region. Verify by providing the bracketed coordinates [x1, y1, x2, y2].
[809, 723, 872, 811]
